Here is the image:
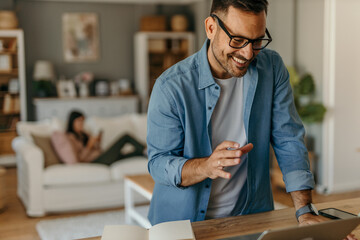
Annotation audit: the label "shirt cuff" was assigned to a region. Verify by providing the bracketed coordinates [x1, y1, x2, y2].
[283, 170, 315, 193]
[166, 157, 189, 189]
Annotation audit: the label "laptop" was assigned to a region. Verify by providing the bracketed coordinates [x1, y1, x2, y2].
[220, 217, 360, 240]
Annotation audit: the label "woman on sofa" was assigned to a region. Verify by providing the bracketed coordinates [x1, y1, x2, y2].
[51, 111, 146, 166]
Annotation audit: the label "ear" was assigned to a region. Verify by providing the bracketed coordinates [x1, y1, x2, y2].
[205, 16, 217, 40]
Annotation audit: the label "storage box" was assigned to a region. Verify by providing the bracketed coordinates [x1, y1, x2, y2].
[140, 16, 166, 32]
[148, 39, 167, 53]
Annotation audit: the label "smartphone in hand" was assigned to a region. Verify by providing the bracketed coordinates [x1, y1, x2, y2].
[227, 143, 253, 151]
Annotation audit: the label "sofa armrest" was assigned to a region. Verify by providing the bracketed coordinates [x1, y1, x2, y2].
[12, 136, 46, 216]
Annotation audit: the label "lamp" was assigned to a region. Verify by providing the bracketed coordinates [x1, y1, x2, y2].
[33, 60, 55, 81]
[33, 60, 56, 97]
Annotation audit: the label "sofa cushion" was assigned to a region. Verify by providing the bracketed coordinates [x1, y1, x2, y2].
[86, 115, 132, 150]
[31, 134, 61, 168]
[128, 114, 147, 145]
[43, 163, 111, 187]
[110, 156, 148, 181]
[51, 131, 78, 164]
[17, 118, 64, 142]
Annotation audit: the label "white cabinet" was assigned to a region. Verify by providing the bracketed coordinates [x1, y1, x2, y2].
[34, 96, 139, 122]
[134, 31, 195, 112]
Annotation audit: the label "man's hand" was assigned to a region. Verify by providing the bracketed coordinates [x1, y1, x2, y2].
[180, 141, 253, 187]
[298, 214, 357, 240]
[204, 141, 253, 179]
[298, 213, 327, 225]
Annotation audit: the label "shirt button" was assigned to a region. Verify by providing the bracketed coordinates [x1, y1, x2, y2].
[200, 210, 205, 214]
[205, 185, 210, 188]
[208, 106, 212, 110]
[215, 86, 219, 90]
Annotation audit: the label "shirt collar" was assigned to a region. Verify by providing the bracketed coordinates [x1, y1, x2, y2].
[198, 39, 258, 90]
[198, 40, 215, 90]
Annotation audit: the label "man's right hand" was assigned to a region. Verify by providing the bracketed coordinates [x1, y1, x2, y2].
[204, 141, 253, 179]
[180, 141, 253, 187]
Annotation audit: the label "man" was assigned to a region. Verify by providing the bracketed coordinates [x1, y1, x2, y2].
[146, 1, 355, 238]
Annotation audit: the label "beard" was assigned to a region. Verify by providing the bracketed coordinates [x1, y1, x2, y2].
[211, 37, 255, 78]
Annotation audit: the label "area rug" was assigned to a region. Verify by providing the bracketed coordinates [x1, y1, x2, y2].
[36, 206, 148, 240]
[36, 203, 288, 240]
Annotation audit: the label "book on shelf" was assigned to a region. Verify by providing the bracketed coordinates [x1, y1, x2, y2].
[101, 220, 196, 240]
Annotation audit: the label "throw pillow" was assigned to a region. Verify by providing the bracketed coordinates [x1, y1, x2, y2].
[31, 134, 61, 168]
[51, 131, 78, 164]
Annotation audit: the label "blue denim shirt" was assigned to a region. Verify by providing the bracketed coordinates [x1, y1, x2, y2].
[147, 40, 315, 225]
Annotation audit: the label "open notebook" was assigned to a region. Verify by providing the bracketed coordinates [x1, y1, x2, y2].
[101, 220, 196, 240]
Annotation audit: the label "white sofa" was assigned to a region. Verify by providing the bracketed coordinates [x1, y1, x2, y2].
[12, 114, 149, 217]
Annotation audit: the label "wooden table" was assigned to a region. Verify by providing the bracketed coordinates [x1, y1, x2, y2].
[81, 198, 360, 240]
[124, 174, 154, 228]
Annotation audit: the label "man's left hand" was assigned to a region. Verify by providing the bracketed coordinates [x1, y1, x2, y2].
[298, 214, 357, 240]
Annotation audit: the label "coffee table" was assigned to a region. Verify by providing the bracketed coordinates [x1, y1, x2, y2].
[124, 174, 154, 228]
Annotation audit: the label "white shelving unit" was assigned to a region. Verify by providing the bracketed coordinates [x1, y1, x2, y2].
[0, 30, 27, 121]
[134, 31, 195, 112]
[0, 29, 26, 166]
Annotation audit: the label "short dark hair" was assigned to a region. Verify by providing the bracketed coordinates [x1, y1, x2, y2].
[210, 0, 268, 15]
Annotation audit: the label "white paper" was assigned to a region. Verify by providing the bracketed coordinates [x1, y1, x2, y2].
[101, 225, 148, 240]
[149, 220, 195, 240]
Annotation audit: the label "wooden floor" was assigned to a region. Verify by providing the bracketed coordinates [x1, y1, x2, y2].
[1, 167, 360, 240]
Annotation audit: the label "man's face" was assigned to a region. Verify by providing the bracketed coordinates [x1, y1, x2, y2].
[206, 6, 267, 79]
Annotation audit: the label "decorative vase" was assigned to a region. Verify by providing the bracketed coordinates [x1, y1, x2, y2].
[79, 82, 89, 98]
[0, 11, 18, 29]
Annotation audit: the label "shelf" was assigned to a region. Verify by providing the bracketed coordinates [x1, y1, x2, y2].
[0, 51, 16, 55]
[0, 128, 16, 133]
[32, 0, 203, 4]
[0, 69, 18, 76]
[0, 92, 19, 97]
[149, 50, 188, 55]
[33, 95, 138, 102]
[0, 111, 20, 116]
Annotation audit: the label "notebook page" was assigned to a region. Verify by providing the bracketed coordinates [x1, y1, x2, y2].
[101, 225, 149, 240]
[149, 220, 195, 240]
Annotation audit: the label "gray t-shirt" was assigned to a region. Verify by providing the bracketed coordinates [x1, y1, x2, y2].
[206, 76, 248, 219]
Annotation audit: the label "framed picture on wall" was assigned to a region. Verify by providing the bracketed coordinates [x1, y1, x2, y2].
[62, 13, 100, 63]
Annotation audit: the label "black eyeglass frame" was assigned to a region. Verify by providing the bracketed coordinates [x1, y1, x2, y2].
[210, 14, 272, 50]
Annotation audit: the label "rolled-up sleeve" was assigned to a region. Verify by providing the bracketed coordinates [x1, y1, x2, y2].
[147, 80, 188, 188]
[270, 52, 315, 193]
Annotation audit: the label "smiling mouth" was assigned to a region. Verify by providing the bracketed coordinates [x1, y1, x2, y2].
[232, 56, 246, 64]
[231, 56, 248, 69]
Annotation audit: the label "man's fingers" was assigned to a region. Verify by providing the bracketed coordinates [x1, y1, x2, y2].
[215, 158, 241, 168]
[214, 169, 231, 179]
[239, 143, 253, 154]
[215, 141, 240, 150]
[215, 143, 253, 159]
[344, 233, 357, 240]
[215, 149, 242, 159]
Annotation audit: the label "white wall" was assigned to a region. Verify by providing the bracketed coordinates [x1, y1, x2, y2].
[327, 0, 360, 192]
[268, 0, 360, 193]
[267, 0, 296, 66]
[294, 0, 325, 186]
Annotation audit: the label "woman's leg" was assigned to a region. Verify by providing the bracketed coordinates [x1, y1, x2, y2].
[92, 134, 145, 166]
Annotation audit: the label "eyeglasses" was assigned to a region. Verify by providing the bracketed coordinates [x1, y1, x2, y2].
[210, 14, 272, 50]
